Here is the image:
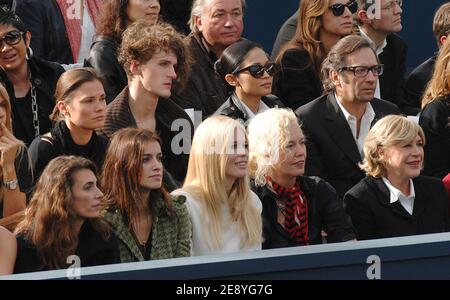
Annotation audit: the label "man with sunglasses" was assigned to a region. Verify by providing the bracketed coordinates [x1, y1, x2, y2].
[356, 0, 409, 114]
[171, 0, 246, 119]
[295, 35, 400, 200]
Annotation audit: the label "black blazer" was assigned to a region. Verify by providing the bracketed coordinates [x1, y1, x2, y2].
[344, 176, 450, 240]
[419, 97, 450, 179]
[378, 34, 409, 113]
[406, 54, 437, 114]
[273, 48, 323, 110]
[295, 93, 401, 199]
[251, 176, 355, 249]
[214, 93, 284, 124]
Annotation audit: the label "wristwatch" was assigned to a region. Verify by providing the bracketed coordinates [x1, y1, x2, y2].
[3, 179, 18, 190]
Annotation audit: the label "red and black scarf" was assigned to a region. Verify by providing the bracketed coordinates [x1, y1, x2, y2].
[267, 177, 309, 245]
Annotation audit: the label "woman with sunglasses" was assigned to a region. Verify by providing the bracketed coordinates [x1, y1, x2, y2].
[273, 0, 356, 110]
[0, 8, 64, 146]
[214, 40, 283, 124]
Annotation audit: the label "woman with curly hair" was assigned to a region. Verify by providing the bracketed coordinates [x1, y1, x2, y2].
[102, 128, 191, 262]
[14, 156, 119, 273]
[84, 0, 161, 103]
[273, 0, 356, 110]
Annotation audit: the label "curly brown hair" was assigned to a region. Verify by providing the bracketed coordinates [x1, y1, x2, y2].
[118, 20, 191, 87]
[95, 0, 130, 42]
[14, 156, 110, 270]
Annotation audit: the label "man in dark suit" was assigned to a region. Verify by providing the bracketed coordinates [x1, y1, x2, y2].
[356, 0, 409, 114]
[295, 35, 400, 199]
[406, 2, 450, 113]
[170, 0, 244, 119]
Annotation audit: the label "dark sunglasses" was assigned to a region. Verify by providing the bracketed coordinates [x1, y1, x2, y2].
[232, 62, 277, 78]
[329, 0, 358, 16]
[0, 30, 24, 48]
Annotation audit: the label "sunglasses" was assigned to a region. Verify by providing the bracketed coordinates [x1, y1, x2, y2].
[232, 62, 277, 78]
[0, 30, 24, 48]
[329, 0, 358, 17]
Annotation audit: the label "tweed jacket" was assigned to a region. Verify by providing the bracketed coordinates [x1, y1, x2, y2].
[103, 195, 191, 262]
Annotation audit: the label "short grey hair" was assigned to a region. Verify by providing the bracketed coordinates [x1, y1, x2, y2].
[189, 0, 247, 31]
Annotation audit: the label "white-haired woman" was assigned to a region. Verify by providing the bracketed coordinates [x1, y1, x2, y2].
[344, 115, 449, 240]
[172, 115, 262, 255]
[248, 108, 355, 249]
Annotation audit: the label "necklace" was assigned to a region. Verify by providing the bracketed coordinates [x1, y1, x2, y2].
[30, 84, 40, 137]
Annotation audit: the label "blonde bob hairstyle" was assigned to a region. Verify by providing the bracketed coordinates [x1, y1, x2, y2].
[181, 115, 261, 251]
[248, 108, 301, 187]
[360, 115, 426, 178]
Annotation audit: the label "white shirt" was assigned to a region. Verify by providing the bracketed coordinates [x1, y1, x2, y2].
[77, 0, 96, 64]
[238, 99, 270, 121]
[359, 28, 387, 100]
[382, 177, 416, 215]
[171, 189, 263, 256]
[335, 93, 375, 157]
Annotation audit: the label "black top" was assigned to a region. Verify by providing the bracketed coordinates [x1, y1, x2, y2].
[13, 88, 53, 145]
[419, 97, 450, 179]
[251, 176, 355, 249]
[344, 176, 450, 240]
[406, 54, 437, 114]
[14, 220, 120, 274]
[29, 120, 108, 183]
[0, 146, 33, 218]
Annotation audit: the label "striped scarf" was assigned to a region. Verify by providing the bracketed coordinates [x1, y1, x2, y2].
[55, 0, 102, 62]
[267, 177, 309, 245]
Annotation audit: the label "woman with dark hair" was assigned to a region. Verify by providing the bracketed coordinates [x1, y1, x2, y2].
[0, 8, 64, 145]
[84, 0, 161, 103]
[273, 0, 356, 110]
[29, 67, 107, 183]
[419, 37, 450, 179]
[102, 128, 191, 262]
[14, 156, 119, 273]
[0, 83, 32, 219]
[102, 20, 192, 185]
[214, 40, 283, 124]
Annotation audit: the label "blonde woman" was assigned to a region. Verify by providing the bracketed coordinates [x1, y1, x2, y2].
[344, 115, 449, 240]
[248, 108, 355, 249]
[273, 0, 356, 110]
[172, 116, 262, 255]
[419, 37, 450, 179]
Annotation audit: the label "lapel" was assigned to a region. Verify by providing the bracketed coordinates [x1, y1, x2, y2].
[411, 178, 427, 218]
[370, 99, 392, 126]
[371, 177, 415, 220]
[324, 93, 362, 165]
[104, 210, 144, 261]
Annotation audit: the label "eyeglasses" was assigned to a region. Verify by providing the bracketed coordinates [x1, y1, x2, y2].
[381, 0, 402, 10]
[0, 30, 24, 48]
[339, 64, 384, 77]
[328, 0, 358, 17]
[232, 62, 277, 78]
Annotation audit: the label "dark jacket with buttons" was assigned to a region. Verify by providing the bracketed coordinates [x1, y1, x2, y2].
[344, 176, 450, 240]
[214, 93, 284, 124]
[0, 56, 65, 145]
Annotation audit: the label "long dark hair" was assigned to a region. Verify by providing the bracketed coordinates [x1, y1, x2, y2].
[214, 39, 265, 80]
[96, 0, 131, 42]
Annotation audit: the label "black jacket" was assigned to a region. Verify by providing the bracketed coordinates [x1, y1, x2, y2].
[15, 0, 73, 64]
[419, 97, 450, 179]
[251, 176, 355, 249]
[295, 93, 401, 199]
[406, 54, 437, 114]
[171, 30, 231, 118]
[271, 10, 298, 59]
[102, 87, 193, 185]
[84, 35, 128, 104]
[379, 34, 409, 114]
[344, 176, 450, 240]
[14, 220, 120, 274]
[214, 93, 284, 124]
[273, 48, 323, 110]
[0, 56, 65, 145]
[29, 120, 108, 184]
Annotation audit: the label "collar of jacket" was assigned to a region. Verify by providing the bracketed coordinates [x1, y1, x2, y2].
[252, 176, 312, 200]
[191, 30, 218, 66]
